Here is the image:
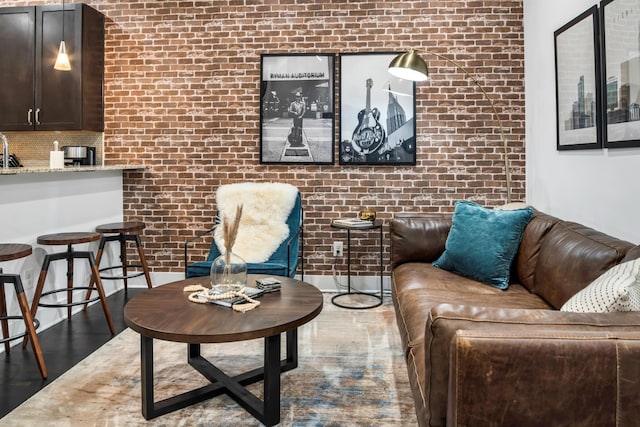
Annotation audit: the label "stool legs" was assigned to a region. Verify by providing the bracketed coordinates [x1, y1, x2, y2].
[83, 233, 152, 309]
[134, 235, 153, 290]
[120, 238, 128, 289]
[87, 254, 116, 335]
[83, 239, 106, 310]
[25, 245, 115, 347]
[66, 255, 74, 320]
[0, 281, 9, 353]
[29, 266, 49, 322]
[1, 273, 47, 379]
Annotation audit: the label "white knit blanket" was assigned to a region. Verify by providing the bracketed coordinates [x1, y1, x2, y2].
[214, 182, 298, 263]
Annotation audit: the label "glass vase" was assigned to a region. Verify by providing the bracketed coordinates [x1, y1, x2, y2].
[210, 250, 247, 293]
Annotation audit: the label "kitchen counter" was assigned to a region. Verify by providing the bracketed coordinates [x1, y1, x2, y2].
[0, 164, 144, 175]
[1, 168, 137, 335]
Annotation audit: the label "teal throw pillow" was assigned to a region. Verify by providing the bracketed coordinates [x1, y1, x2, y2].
[433, 200, 534, 289]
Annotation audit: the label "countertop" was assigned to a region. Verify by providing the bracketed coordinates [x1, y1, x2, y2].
[0, 164, 145, 175]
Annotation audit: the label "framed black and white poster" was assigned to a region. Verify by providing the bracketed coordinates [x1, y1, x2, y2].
[601, 0, 640, 148]
[260, 53, 335, 164]
[339, 52, 416, 165]
[554, 5, 602, 150]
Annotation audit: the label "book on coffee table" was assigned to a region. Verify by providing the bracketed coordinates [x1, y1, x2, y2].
[256, 277, 282, 293]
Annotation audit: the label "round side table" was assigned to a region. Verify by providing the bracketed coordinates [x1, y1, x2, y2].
[330, 219, 384, 309]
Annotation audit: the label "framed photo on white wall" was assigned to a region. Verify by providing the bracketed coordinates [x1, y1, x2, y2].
[601, 0, 640, 148]
[554, 5, 603, 150]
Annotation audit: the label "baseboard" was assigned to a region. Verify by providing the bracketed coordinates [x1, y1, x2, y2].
[134, 272, 391, 294]
[299, 274, 391, 293]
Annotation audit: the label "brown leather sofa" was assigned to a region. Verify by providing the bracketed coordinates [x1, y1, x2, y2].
[390, 210, 640, 427]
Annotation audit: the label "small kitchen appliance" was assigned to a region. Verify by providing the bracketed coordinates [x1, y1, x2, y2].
[63, 146, 96, 166]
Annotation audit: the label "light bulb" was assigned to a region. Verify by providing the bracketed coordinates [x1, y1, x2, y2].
[54, 41, 71, 71]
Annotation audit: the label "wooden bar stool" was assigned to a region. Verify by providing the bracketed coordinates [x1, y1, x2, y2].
[85, 222, 153, 302]
[26, 232, 114, 346]
[0, 243, 47, 379]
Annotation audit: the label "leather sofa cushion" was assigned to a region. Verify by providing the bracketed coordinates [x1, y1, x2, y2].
[390, 214, 451, 269]
[393, 262, 551, 356]
[623, 245, 640, 262]
[514, 211, 560, 292]
[533, 222, 636, 308]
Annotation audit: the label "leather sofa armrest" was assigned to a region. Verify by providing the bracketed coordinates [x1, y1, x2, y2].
[425, 304, 640, 426]
[447, 329, 640, 426]
[390, 214, 451, 268]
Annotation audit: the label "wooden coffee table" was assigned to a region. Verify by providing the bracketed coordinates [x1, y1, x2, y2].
[124, 274, 323, 426]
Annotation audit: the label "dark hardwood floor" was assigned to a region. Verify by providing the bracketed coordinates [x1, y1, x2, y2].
[0, 287, 145, 418]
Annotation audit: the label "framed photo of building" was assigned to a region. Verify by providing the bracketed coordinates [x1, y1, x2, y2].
[601, 0, 640, 148]
[339, 52, 416, 165]
[259, 53, 335, 164]
[554, 5, 602, 150]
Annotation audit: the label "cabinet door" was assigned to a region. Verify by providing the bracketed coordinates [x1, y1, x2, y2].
[0, 7, 35, 131]
[35, 4, 82, 130]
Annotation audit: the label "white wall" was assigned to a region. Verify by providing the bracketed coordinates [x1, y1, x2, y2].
[0, 171, 126, 348]
[524, 0, 640, 244]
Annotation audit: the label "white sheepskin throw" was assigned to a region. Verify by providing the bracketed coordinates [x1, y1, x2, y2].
[213, 182, 298, 263]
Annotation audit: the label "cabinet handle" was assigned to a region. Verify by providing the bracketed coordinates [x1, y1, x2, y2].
[35, 108, 41, 125]
[28, 108, 33, 125]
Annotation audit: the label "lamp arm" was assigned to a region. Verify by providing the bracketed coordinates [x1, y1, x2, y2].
[418, 50, 512, 203]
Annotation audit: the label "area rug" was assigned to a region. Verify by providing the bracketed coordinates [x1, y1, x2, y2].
[1, 295, 417, 426]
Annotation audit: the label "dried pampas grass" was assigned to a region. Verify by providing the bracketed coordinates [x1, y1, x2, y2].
[222, 204, 243, 260]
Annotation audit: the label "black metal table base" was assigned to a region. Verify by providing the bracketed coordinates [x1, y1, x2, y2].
[140, 329, 298, 426]
[331, 291, 383, 309]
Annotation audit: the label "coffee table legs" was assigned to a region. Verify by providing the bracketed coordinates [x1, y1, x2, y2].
[139, 329, 298, 425]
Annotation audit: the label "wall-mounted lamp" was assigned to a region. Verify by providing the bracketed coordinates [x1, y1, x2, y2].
[388, 49, 514, 204]
[54, 0, 71, 71]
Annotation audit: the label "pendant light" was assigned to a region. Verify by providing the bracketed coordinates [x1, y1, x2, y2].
[54, 0, 71, 71]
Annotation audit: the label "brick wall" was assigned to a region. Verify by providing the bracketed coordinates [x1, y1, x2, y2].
[4, 0, 526, 278]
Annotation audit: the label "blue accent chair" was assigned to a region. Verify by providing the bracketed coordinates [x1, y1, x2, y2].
[184, 192, 303, 280]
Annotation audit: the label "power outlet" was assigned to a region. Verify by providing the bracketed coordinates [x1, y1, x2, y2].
[333, 241, 343, 257]
[23, 269, 35, 290]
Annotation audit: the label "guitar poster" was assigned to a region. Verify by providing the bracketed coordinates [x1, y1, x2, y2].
[339, 52, 416, 165]
[260, 53, 335, 164]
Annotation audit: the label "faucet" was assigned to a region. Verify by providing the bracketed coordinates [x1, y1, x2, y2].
[0, 132, 8, 170]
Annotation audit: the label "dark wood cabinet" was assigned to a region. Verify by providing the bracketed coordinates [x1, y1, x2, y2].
[0, 7, 35, 131]
[0, 4, 104, 132]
